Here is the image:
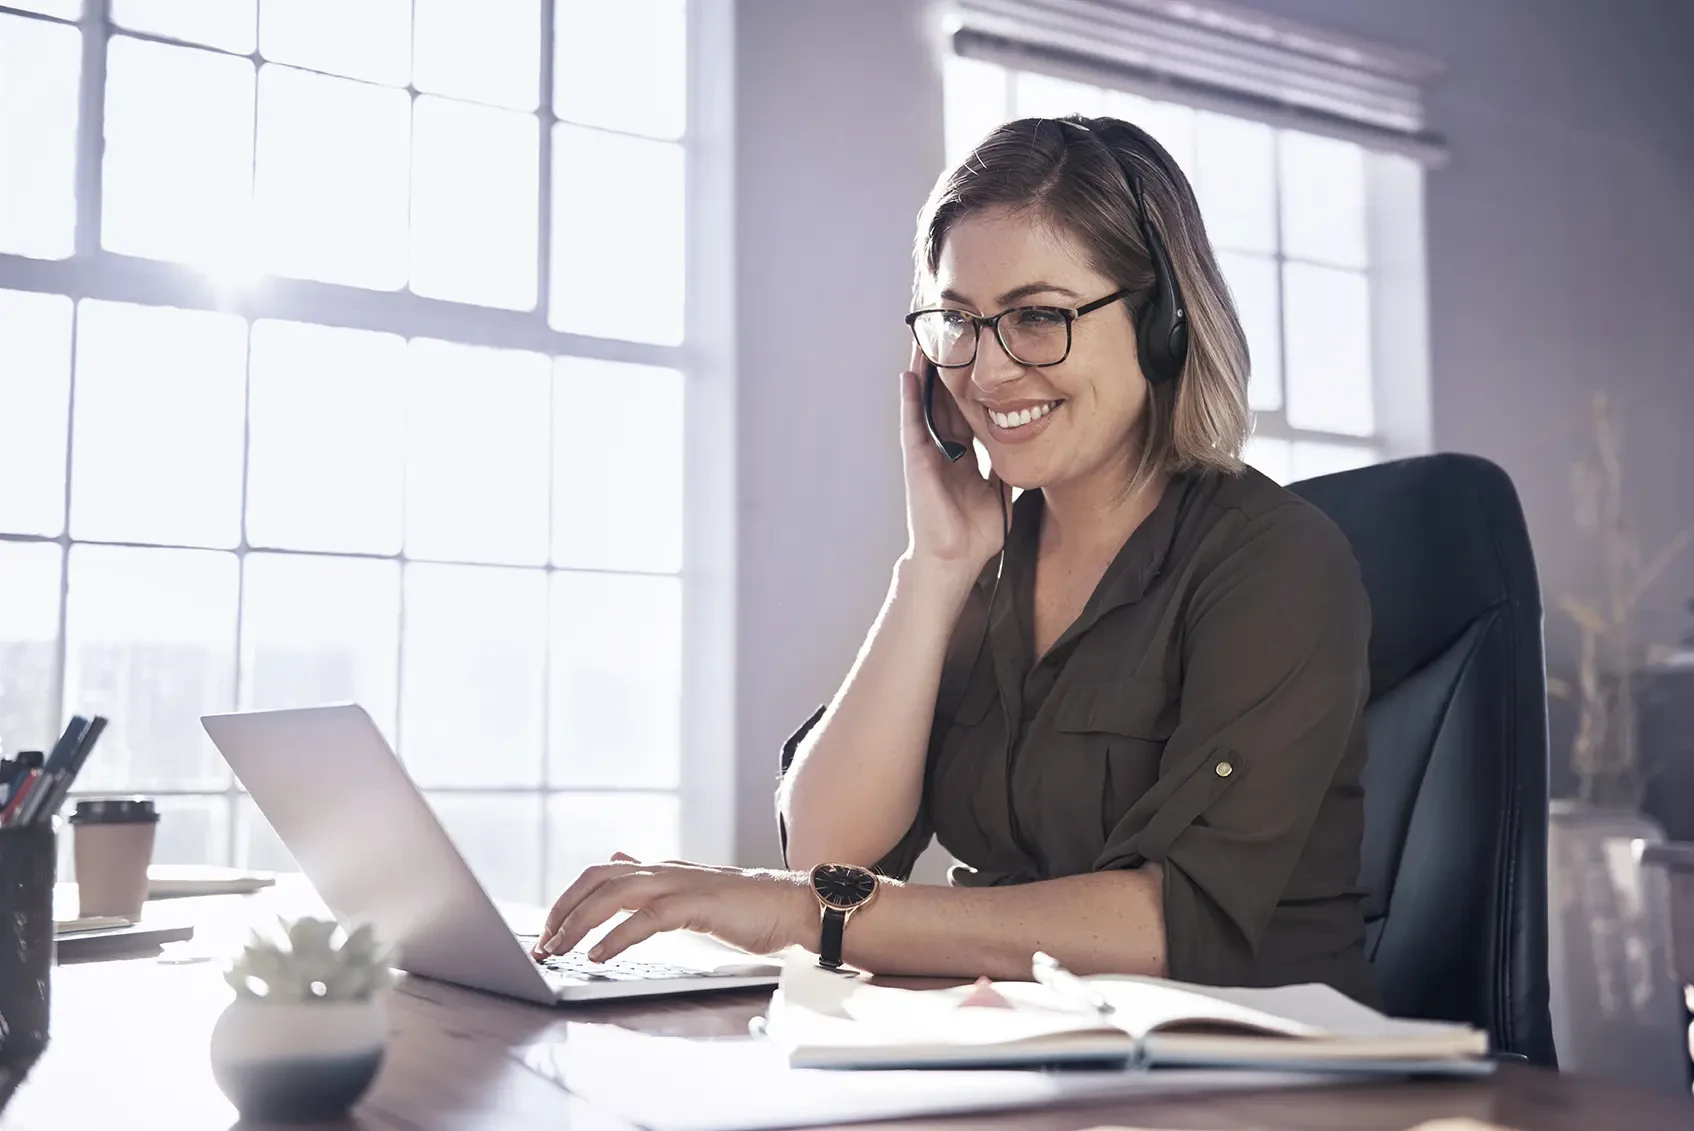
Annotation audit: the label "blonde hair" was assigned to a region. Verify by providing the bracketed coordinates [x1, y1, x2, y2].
[915, 115, 1250, 494]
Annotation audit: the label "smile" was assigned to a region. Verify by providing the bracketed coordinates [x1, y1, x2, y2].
[985, 400, 1062, 431]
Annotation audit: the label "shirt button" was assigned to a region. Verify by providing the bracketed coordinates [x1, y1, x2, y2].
[1214, 761, 1234, 778]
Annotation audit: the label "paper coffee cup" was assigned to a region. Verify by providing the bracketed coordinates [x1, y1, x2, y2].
[70, 798, 158, 919]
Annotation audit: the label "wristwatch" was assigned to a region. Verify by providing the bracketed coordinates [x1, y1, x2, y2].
[808, 863, 879, 970]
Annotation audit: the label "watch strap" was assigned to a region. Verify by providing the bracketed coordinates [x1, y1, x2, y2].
[817, 906, 847, 969]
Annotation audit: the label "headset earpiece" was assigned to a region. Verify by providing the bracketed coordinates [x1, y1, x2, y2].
[1056, 117, 1191, 387]
[1122, 159, 1189, 387]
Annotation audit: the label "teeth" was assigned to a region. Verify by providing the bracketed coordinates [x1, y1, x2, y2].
[989, 401, 1059, 430]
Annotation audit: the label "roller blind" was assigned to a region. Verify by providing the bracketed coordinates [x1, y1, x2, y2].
[950, 0, 1447, 162]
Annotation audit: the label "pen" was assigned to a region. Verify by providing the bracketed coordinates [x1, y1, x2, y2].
[1031, 951, 1117, 1019]
[26, 716, 107, 825]
[10, 718, 83, 827]
[0, 770, 42, 827]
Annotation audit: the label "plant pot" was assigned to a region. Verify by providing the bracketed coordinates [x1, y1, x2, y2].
[209, 995, 387, 1124]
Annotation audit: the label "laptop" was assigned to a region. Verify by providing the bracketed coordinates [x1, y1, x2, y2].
[201, 703, 781, 1004]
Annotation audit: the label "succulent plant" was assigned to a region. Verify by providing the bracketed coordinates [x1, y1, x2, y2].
[224, 916, 394, 1003]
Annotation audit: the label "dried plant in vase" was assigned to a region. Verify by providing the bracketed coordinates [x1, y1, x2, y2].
[210, 916, 395, 1124]
[1549, 392, 1694, 810]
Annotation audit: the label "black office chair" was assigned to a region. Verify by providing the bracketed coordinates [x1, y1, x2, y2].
[1289, 453, 1558, 1066]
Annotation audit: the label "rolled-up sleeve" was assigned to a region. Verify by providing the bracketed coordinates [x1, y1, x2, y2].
[774, 707, 934, 879]
[1092, 504, 1370, 985]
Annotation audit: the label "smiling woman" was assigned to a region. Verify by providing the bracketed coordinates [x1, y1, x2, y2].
[540, 115, 1378, 1009]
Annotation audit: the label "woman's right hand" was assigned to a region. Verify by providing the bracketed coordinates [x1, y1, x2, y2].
[898, 345, 1006, 575]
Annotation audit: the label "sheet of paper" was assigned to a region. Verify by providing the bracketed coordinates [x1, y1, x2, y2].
[1092, 975, 1477, 1042]
[767, 954, 1111, 1053]
[520, 1022, 1342, 1131]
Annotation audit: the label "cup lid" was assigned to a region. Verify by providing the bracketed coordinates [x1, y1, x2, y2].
[69, 797, 159, 824]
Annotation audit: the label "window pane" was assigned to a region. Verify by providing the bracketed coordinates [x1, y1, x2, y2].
[550, 126, 684, 345]
[112, 0, 256, 53]
[400, 564, 546, 788]
[1291, 441, 1378, 482]
[0, 542, 62, 757]
[157, 795, 231, 867]
[1242, 435, 1291, 485]
[545, 792, 678, 897]
[259, 0, 410, 85]
[70, 301, 247, 547]
[66, 545, 238, 791]
[236, 794, 299, 872]
[553, 0, 684, 140]
[1195, 112, 1276, 254]
[103, 38, 256, 272]
[4, 1, 81, 17]
[245, 319, 405, 554]
[0, 15, 79, 259]
[414, 0, 539, 110]
[0, 289, 72, 535]
[426, 792, 541, 905]
[406, 339, 550, 565]
[240, 553, 401, 737]
[1283, 263, 1375, 435]
[410, 96, 539, 311]
[1215, 251, 1282, 413]
[1103, 92, 1196, 179]
[549, 573, 680, 789]
[943, 53, 1007, 166]
[1279, 130, 1367, 269]
[65, 794, 232, 875]
[552, 358, 682, 572]
[1012, 72, 1102, 119]
[254, 64, 411, 290]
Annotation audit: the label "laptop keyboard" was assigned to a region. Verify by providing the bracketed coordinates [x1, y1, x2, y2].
[539, 949, 720, 984]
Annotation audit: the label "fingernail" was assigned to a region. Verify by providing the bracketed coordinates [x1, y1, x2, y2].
[543, 934, 564, 955]
[587, 947, 606, 962]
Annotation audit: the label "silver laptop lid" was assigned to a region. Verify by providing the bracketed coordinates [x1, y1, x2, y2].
[201, 703, 552, 1003]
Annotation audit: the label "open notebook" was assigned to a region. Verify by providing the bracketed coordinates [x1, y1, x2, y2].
[762, 954, 1491, 1076]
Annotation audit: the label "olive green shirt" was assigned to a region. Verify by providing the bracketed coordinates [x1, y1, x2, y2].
[779, 467, 1379, 1005]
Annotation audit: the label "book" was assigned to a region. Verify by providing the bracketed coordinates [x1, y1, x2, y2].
[761, 952, 1492, 1076]
[146, 864, 277, 899]
[54, 915, 132, 936]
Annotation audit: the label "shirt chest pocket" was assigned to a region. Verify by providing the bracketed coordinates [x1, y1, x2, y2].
[1053, 678, 1176, 834]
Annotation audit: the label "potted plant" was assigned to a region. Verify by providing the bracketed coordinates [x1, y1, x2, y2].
[210, 916, 393, 1124]
[1545, 392, 1693, 1093]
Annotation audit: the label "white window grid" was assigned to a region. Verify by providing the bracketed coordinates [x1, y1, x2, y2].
[0, 0, 704, 905]
[943, 57, 1404, 485]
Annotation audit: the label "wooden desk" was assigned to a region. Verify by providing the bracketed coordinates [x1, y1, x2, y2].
[4, 893, 1693, 1131]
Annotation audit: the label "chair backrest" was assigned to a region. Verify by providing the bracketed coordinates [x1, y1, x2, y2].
[1289, 453, 1558, 1065]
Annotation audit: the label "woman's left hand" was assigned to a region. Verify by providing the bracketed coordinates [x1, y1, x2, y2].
[532, 853, 816, 962]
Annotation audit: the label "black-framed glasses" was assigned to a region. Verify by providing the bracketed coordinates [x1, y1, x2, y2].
[904, 288, 1131, 369]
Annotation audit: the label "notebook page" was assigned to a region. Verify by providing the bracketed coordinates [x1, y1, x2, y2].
[768, 956, 1113, 1053]
[1092, 974, 1478, 1042]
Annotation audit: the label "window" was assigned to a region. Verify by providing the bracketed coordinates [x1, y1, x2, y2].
[944, 57, 1406, 485]
[0, 0, 694, 904]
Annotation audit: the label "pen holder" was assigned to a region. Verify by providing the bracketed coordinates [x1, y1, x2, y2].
[0, 824, 55, 1066]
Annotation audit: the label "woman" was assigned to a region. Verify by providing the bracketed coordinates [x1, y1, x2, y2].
[534, 116, 1378, 1005]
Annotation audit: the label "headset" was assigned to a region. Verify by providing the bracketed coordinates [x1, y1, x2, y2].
[920, 117, 1191, 463]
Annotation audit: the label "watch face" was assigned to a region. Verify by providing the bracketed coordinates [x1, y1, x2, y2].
[811, 864, 877, 911]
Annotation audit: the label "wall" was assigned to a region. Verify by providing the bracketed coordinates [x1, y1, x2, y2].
[729, 0, 1694, 864]
[1237, 0, 1694, 794]
[732, 0, 946, 865]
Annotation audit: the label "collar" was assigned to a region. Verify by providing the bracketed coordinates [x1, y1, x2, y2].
[985, 473, 1198, 664]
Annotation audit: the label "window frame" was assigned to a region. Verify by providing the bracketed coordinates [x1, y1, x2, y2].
[0, 0, 737, 897]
